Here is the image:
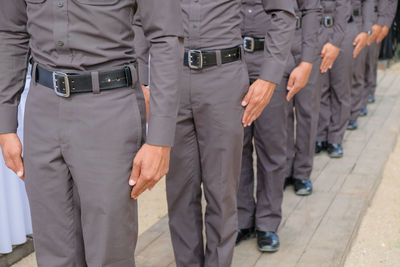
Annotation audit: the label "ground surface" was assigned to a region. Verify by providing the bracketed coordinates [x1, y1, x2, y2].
[10, 66, 400, 267]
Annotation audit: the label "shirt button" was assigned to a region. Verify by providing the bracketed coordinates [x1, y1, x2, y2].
[194, 0, 198, 2]
[248, 9, 252, 13]
[57, 1, 64, 7]
[193, 24, 197, 29]
[57, 41, 64, 47]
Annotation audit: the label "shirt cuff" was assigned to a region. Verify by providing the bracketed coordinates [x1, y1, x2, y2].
[146, 114, 176, 147]
[301, 46, 317, 63]
[258, 59, 285, 85]
[0, 105, 18, 134]
[377, 17, 393, 27]
[328, 35, 343, 49]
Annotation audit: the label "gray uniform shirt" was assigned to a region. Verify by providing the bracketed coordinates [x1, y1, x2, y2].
[377, 0, 398, 26]
[351, 0, 375, 33]
[0, 0, 183, 147]
[321, 0, 352, 47]
[242, 0, 321, 79]
[135, 0, 297, 85]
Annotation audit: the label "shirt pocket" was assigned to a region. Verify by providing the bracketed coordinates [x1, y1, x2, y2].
[74, 0, 119, 5]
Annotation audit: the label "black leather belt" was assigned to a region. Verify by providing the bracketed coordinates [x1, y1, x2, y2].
[243, 37, 264, 53]
[321, 15, 335, 28]
[35, 64, 134, 97]
[184, 46, 241, 70]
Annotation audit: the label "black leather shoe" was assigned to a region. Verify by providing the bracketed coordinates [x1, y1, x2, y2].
[284, 177, 293, 190]
[360, 107, 368, 117]
[293, 178, 313, 196]
[256, 231, 280, 252]
[236, 227, 255, 245]
[368, 94, 375, 104]
[315, 141, 327, 154]
[347, 120, 358, 130]
[327, 143, 343, 158]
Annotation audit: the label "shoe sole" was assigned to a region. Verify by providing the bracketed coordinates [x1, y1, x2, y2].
[258, 246, 280, 253]
[328, 153, 343, 159]
[235, 232, 256, 246]
[295, 189, 312, 196]
[347, 126, 357, 131]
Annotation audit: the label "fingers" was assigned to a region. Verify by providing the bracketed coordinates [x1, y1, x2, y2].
[130, 173, 152, 200]
[241, 87, 254, 126]
[2, 147, 24, 180]
[286, 74, 296, 101]
[13, 156, 24, 179]
[241, 86, 253, 107]
[129, 159, 140, 186]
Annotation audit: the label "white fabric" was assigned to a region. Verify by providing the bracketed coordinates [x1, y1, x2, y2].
[0, 70, 33, 254]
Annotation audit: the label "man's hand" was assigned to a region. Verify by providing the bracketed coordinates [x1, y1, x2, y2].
[376, 25, 390, 43]
[320, 42, 340, 73]
[129, 144, 171, 199]
[0, 133, 24, 180]
[241, 79, 275, 127]
[286, 62, 313, 101]
[353, 32, 368, 58]
[368, 24, 382, 45]
[141, 84, 150, 122]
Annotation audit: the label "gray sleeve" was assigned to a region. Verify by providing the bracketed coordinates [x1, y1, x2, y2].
[377, 0, 398, 27]
[137, 0, 184, 147]
[362, 0, 375, 32]
[260, 0, 296, 84]
[133, 14, 150, 86]
[298, 0, 322, 63]
[329, 0, 352, 47]
[0, 0, 30, 134]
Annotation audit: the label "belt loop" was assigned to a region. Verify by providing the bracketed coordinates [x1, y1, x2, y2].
[91, 71, 100, 94]
[216, 50, 222, 66]
[128, 64, 138, 89]
[31, 61, 38, 86]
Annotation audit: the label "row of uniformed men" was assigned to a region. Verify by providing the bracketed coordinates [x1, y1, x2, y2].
[0, 0, 397, 267]
[133, 0, 398, 264]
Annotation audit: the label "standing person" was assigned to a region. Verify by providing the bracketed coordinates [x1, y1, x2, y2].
[0, 67, 32, 254]
[315, 0, 353, 158]
[362, 0, 398, 109]
[166, 1, 294, 266]
[285, 0, 324, 197]
[0, 1, 183, 266]
[237, 0, 321, 252]
[347, 0, 375, 130]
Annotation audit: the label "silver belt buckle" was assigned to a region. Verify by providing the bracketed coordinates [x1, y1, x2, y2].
[243, 37, 255, 53]
[188, 50, 203, 70]
[324, 16, 334, 28]
[53, 71, 71, 98]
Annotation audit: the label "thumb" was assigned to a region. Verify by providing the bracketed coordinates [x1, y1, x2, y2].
[242, 86, 253, 106]
[321, 46, 327, 57]
[129, 159, 141, 186]
[287, 73, 295, 90]
[13, 155, 24, 180]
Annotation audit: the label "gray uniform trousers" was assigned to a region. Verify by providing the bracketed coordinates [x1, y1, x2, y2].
[350, 47, 368, 121]
[24, 67, 145, 267]
[350, 19, 368, 121]
[237, 50, 289, 232]
[363, 41, 381, 106]
[317, 22, 358, 144]
[286, 57, 322, 180]
[166, 59, 248, 267]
